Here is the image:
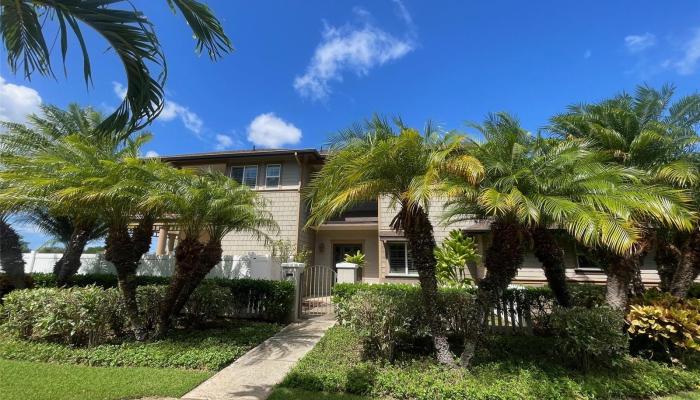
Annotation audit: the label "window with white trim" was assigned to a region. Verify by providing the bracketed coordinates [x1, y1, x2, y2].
[265, 164, 281, 188]
[387, 242, 417, 275]
[230, 166, 258, 188]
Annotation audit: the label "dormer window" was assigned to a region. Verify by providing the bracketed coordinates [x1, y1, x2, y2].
[266, 164, 281, 188]
[230, 165, 258, 188]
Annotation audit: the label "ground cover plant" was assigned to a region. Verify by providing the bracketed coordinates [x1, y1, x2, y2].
[0, 320, 281, 370]
[279, 326, 700, 400]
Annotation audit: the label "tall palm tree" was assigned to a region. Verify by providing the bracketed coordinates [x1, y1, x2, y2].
[0, 0, 232, 134]
[152, 170, 277, 336]
[444, 113, 693, 365]
[0, 213, 27, 289]
[0, 132, 165, 340]
[549, 84, 700, 298]
[1, 105, 111, 285]
[305, 116, 484, 366]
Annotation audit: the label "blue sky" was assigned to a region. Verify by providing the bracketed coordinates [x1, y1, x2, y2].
[2, 0, 700, 248]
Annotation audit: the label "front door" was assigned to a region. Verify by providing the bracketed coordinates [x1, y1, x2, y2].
[333, 243, 363, 266]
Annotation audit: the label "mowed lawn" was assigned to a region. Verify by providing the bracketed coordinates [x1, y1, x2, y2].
[0, 359, 211, 400]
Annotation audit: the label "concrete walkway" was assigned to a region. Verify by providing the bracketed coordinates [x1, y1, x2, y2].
[182, 316, 335, 400]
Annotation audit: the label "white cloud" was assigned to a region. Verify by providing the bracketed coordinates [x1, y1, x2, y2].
[112, 81, 127, 99]
[113, 82, 203, 135]
[215, 134, 235, 150]
[294, 14, 414, 101]
[624, 33, 656, 53]
[247, 113, 302, 148]
[672, 29, 700, 75]
[144, 150, 159, 158]
[0, 76, 42, 123]
[583, 49, 592, 59]
[158, 100, 203, 135]
[391, 0, 413, 25]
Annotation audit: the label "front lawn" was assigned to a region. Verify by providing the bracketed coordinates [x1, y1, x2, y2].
[0, 359, 210, 400]
[0, 320, 282, 370]
[278, 326, 700, 400]
[268, 388, 372, 400]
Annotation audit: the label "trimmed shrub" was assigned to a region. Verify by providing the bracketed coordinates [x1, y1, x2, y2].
[550, 306, 628, 370]
[28, 273, 294, 322]
[628, 290, 700, 363]
[347, 289, 423, 360]
[1, 286, 123, 346]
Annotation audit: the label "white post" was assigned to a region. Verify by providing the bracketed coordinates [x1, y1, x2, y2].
[28, 251, 37, 273]
[281, 262, 305, 322]
[335, 262, 359, 284]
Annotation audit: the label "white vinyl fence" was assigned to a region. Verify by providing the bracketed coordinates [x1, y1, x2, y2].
[22, 252, 283, 280]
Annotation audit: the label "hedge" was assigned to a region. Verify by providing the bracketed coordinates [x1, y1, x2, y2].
[1, 273, 295, 323]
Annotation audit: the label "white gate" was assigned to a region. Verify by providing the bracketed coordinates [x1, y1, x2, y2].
[300, 265, 336, 317]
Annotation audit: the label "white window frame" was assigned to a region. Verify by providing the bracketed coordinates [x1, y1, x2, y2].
[265, 164, 281, 188]
[230, 165, 258, 188]
[386, 241, 418, 277]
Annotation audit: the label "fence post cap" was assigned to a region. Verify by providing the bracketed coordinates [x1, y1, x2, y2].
[335, 262, 358, 269]
[281, 262, 305, 269]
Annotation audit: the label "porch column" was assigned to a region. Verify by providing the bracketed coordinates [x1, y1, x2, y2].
[167, 233, 177, 254]
[156, 226, 168, 256]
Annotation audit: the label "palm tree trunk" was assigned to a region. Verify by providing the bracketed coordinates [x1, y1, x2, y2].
[461, 219, 524, 367]
[54, 226, 91, 286]
[156, 237, 202, 337]
[394, 205, 455, 367]
[172, 242, 222, 319]
[104, 217, 154, 341]
[602, 251, 638, 310]
[531, 227, 571, 307]
[655, 232, 682, 293]
[0, 217, 27, 290]
[669, 230, 700, 298]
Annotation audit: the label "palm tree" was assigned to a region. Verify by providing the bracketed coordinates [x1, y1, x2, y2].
[549, 84, 700, 298]
[1, 105, 112, 285]
[152, 170, 277, 336]
[0, 213, 27, 289]
[21, 209, 107, 284]
[305, 116, 484, 366]
[443, 113, 693, 365]
[0, 0, 232, 134]
[0, 131, 166, 340]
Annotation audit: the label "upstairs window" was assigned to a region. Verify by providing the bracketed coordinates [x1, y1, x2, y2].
[230, 166, 258, 188]
[387, 242, 417, 275]
[266, 164, 281, 188]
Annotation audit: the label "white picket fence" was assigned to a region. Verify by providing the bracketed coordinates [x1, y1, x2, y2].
[22, 252, 282, 280]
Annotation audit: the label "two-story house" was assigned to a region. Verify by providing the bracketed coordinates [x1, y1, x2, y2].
[156, 148, 666, 286]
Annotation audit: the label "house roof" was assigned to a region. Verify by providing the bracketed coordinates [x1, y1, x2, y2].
[158, 148, 324, 162]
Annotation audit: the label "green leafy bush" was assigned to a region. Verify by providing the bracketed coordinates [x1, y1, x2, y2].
[628, 291, 700, 363]
[282, 326, 700, 399]
[28, 273, 294, 322]
[550, 306, 628, 370]
[1, 286, 123, 346]
[434, 230, 479, 286]
[346, 289, 422, 360]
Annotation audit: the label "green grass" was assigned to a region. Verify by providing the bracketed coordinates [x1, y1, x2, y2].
[0, 320, 281, 370]
[0, 359, 210, 400]
[269, 388, 372, 400]
[279, 326, 700, 400]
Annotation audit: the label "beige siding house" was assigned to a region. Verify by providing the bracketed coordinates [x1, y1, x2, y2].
[156, 148, 666, 286]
